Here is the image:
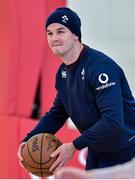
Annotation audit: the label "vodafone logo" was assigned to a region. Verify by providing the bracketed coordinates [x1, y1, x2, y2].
[98, 73, 109, 84]
[96, 73, 116, 91]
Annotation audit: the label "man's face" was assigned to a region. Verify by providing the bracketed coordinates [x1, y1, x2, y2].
[46, 23, 78, 56]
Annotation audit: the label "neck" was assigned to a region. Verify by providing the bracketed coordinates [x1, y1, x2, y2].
[61, 42, 84, 65]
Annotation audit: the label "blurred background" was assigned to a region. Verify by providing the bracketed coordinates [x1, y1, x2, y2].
[0, 0, 135, 178]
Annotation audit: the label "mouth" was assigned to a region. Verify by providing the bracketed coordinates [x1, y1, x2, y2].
[52, 43, 62, 47]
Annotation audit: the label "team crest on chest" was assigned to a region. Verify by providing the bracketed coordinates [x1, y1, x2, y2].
[81, 68, 85, 80]
[61, 70, 67, 78]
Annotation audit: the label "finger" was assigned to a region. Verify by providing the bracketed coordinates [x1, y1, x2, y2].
[52, 159, 67, 175]
[53, 161, 66, 174]
[19, 160, 26, 169]
[18, 151, 23, 161]
[18, 148, 23, 161]
[18, 142, 26, 161]
[50, 146, 61, 158]
[50, 158, 61, 172]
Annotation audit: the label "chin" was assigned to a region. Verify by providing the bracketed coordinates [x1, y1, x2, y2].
[53, 50, 64, 56]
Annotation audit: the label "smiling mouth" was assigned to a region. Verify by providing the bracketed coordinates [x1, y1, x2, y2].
[52, 44, 62, 47]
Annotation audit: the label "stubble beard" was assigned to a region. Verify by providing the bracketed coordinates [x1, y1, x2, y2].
[52, 48, 67, 57]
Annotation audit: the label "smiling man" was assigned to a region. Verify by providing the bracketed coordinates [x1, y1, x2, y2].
[18, 7, 135, 175]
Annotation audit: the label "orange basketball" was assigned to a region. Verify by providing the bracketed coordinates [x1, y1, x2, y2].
[21, 133, 62, 177]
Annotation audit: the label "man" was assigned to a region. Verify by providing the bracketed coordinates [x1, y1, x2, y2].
[55, 157, 135, 179]
[18, 7, 135, 174]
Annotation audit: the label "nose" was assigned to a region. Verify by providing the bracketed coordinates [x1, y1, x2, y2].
[52, 33, 59, 41]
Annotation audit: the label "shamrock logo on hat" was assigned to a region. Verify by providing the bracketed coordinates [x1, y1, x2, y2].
[62, 15, 68, 23]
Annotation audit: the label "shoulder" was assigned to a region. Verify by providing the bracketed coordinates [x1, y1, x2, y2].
[83, 46, 123, 73]
[83, 47, 125, 86]
[84, 46, 119, 68]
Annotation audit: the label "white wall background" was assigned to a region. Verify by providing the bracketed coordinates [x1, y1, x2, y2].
[67, 0, 135, 95]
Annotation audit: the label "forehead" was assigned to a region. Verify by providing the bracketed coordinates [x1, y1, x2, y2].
[46, 23, 69, 32]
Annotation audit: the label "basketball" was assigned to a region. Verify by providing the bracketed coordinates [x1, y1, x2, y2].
[21, 133, 62, 177]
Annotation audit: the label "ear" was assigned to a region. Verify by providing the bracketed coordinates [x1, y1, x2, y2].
[74, 34, 79, 41]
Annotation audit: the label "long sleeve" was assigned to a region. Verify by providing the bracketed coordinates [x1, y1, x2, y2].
[73, 60, 128, 153]
[23, 93, 69, 142]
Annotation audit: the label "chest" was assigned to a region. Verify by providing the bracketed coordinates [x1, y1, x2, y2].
[56, 66, 96, 104]
[58, 67, 87, 94]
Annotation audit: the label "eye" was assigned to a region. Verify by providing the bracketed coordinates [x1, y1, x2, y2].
[58, 30, 64, 34]
[47, 32, 53, 36]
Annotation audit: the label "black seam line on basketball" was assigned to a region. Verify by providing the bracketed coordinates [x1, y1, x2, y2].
[26, 137, 54, 165]
[31, 171, 51, 173]
[26, 137, 52, 165]
[31, 171, 52, 174]
[22, 161, 50, 170]
[31, 172, 52, 175]
[27, 141, 41, 164]
[26, 135, 61, 166]
[40, 133, 44, 177]
[32, 172, 52, 175]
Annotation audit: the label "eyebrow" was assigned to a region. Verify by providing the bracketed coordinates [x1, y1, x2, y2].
[47, 27, 66, 32]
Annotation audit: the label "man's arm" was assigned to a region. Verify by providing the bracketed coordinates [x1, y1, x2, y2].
[73, 60, 127, 153]
[23, 93, 69, 142]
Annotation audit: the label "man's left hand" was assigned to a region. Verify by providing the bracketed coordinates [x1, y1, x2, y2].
[50, 142, 76, 173]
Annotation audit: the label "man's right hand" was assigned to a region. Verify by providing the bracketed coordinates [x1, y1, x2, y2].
[17, 142, 27, 169]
